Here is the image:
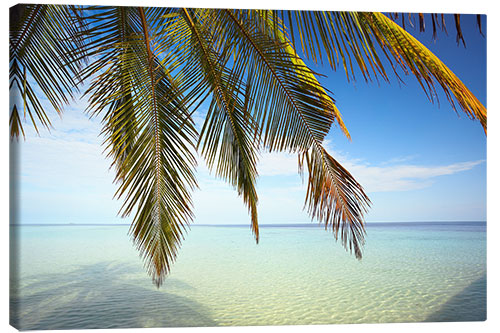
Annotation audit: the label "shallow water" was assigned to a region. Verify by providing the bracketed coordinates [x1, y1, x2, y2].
[10, 222, 486, 330]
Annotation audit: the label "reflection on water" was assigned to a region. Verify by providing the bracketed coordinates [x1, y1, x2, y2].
[10, 223, 486, 330]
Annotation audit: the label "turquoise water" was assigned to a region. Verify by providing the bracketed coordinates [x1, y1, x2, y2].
[10, 222, 486, 330]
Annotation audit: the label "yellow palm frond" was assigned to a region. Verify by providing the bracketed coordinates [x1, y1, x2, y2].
[361, 12, 486, 133]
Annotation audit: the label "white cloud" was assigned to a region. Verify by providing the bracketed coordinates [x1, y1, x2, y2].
[249, 146, 484, 193]
[335, 154, 484, 192]
[380, 154, 419, 165]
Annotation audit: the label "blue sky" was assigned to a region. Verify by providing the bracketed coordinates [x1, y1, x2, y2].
[13, 12, 486, 225]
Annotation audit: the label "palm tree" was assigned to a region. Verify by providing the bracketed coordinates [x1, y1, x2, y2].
[9, 5, 486, 287]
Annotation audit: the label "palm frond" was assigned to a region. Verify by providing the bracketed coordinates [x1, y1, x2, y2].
[180, 8, 261, 240]
[211, 9, 370, 255]
[10, 105, 25, 138]
[9, 4, 86, 138]
[268, 11, 486, 133]
[81, 6, 140, 179]
[299, 147, 370, 258]
[253, 10, 350, 139]
[82, 6, 198, 286]
[274, 10, 389, 81]
[220, 9, 335, 151]
[388, 13, 485, 44]
[361, 12, 486, 133]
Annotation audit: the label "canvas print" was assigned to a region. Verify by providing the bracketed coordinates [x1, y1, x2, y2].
[9, 3, 487, 330]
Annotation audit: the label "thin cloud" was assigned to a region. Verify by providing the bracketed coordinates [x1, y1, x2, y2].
[253, 147, 484, 193]
[341, 159, 484, 192]
[380, 154, 419, 165]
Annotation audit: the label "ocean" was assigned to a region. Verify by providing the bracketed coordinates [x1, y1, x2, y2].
[9, 222, 486, 330]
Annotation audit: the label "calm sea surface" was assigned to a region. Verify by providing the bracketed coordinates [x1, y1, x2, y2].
[10, 222, 486, 330]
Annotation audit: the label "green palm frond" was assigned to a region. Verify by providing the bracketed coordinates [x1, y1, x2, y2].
[272, 10, 388, 81]
[253, 10, 351, 139]
[219, 9, 335, 151]
[81, 6, 198, 286]
[82, 6, 139, 178]
[180, 8, 261, 240]
[9, 105, 24, 138]
[9, 4, 86, 138]
[125, 7, 197, 287]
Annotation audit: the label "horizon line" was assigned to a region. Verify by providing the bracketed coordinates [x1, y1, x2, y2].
[10, 221, 487, 227]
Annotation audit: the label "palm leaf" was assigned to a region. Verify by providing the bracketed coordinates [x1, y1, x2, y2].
[360, 12, 486, 133]
[388, 13, 485, 44]
[180, 8, 261, 240]
[299, 147, 370, 258]
[253, 10, 350, 139]
[209, 9, 370, 256]
[82, 6, 198, 286]
[219, 9, 335, 151]
[270, 11, 486, 133]
[9, 4, 86, 138]
[81, 6, 139, 179]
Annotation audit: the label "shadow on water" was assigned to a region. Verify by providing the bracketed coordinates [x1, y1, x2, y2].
[10, 262, 217, 330]
[424, 274, 486, 322]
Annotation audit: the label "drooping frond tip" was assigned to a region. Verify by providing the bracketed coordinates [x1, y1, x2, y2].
[220, 9, 366, 251]
[266, 10, 486, 135]
[364, 12, 486, 134]
[388, 13, 485, 46]
[300, 147, 371, 259]
[81, 6, 198, 287]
